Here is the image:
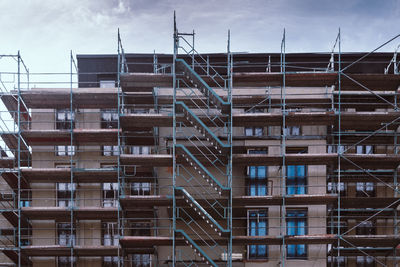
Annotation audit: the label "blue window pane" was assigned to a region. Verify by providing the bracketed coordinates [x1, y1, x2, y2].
[287, 245, 295, 256]
[258, 185, 266, 196]
[249, 167, 256, 178]
[287, 186, 296, 195]
[258, 245, 266, 256]
[298, 244, 306, 256]
[250, 244, 256, 255]
[258, 166, 266, 178]
[259, 221, 266, 236]
[250, 221, 256, 236]
[287, 166, 295, 178]
[297, 165, 305, 177]
[298, 221, 306, 235]
[250, 185, 256, 196]
[287, 221, 296, 235]
[298, 184, 306, 195]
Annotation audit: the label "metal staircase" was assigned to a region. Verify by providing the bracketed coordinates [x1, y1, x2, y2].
[172, 15, 232, 267]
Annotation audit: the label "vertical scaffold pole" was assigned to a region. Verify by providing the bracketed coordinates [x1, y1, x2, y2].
[280, 29, 286, 267]
[117, 28, 123, 267]
[17, 51, 21, 267]
[227, 29, 233, 267]
[69, 50, 74, 267]
[172, 11, 177, 267]
[337, 28, 342, 267]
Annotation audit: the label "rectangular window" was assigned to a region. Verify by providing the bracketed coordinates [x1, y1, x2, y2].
[102, 146, 120, 156]
[327, 145, 346, 154]
[57, 223, 75, 246]
[327, 182, 346, 196]
[57, 183, 76, 207]
[356, 145, 373, 154]
[101, 109, 118, 129]
[103, 183, 119, 207]
[356, 182, 375, 197]
[56, 145, 76, 156]
[128, 146, 150, 155]
[284, 126, 300, 136]
[56, 109, 75, 130]
[132, 254, 151, 267]
[356, 256, 375, 267]
[131, 182, 151, 196]
[247, 150, 268, 196]
[248, 210, 268, 259]
[286, 209, 307, 259]
[287, 165, 307, 195]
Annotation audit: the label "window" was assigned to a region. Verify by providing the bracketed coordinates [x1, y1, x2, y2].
[103, 222, 119, 266]
[100, 80, 116, 88]
[57, 183, 76, 207]
[103, 183, 119, 207]
[328, 256, 346, 267]
[327, 145, 346, 154]
[327, 182, 346, 196]
[287, 165, 307, 195]
[131, 182, 151, 196]
[56, 145, 76, 156]
[286, 147, 307, 195]
[101, 109, 118, 129]
[356, 145, 373, 154]
[102, 146, 120, 156]
[286, 210, 307, 259]
[248, 210, 268, 259]
[356, 221, 375, 235]
[132, 254, 151, 267]
[356, 182, 375, 197]
[56, 109, 75, 130]
[284, 126, 300, 136]
[128, 146, 150, 155]
[58, 256, 76, 267]
[356, 256, 375, 267]
[247, 150, 268, 196]
[57, 223, 75, 246]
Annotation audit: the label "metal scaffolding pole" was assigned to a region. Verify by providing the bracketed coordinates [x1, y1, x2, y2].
[280, 29, 286, 267]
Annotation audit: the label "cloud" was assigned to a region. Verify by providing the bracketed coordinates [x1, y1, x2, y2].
[0, 0, 399, 74]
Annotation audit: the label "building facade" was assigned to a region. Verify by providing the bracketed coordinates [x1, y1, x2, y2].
[0, 34, 399, 267]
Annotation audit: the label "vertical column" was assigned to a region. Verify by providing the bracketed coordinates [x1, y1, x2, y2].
[172, 11, 177, 267]
[337, 28, 342, 267]
[280, 29, 286, 267]
[69, 50, 75, 267]
[17, 51, 22, 267]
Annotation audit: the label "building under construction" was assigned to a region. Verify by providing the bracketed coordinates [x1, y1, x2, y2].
[0, 20, 400, 267]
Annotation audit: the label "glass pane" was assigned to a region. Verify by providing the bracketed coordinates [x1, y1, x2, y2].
[297, 165, 305, 177]
[245, 128, 253, 136]
[255, 127, 263, 136]
[287, 166, 295, 178]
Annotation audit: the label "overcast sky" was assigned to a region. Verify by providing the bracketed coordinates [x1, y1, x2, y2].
[1, 0, 400, 74]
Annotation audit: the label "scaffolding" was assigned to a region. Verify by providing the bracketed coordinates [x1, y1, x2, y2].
[0, 15, 399, 267]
